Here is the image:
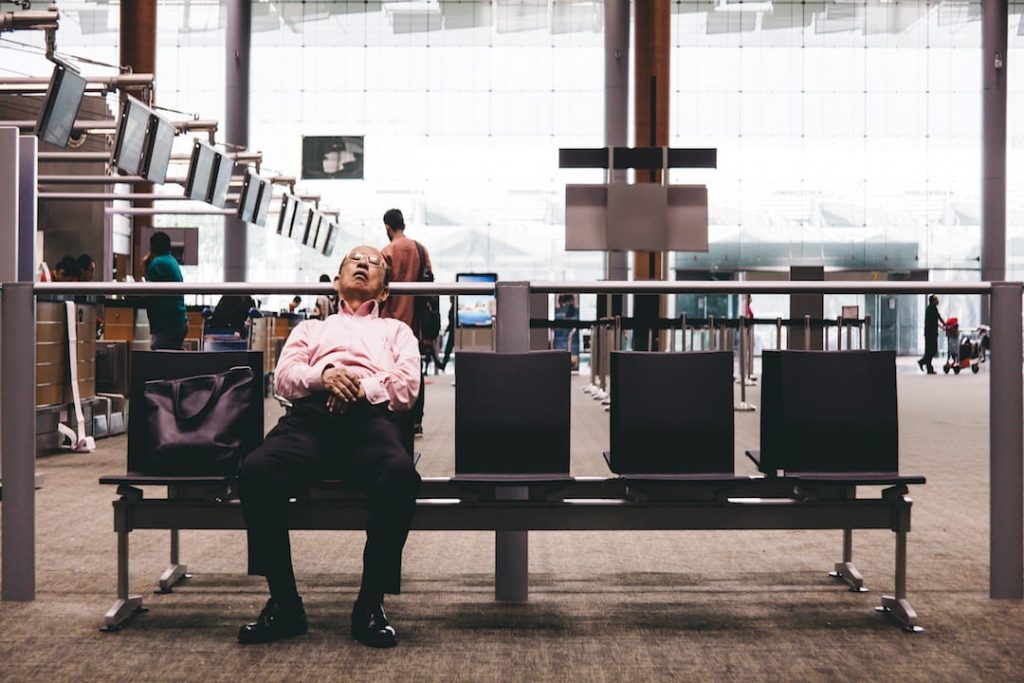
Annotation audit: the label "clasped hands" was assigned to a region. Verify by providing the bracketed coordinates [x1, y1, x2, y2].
[321, 365, 365, 414]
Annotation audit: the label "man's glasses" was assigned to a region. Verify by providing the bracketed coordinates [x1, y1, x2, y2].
[345, 252, 383, 268]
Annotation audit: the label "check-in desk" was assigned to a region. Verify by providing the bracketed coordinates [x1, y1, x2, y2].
[35, 300, 99, 452]
[251, 314, 301, 391]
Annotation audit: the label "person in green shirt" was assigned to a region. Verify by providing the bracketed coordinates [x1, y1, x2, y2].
[145, 231, 188, 350]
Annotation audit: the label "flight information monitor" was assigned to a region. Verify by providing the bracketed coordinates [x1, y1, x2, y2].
[141, 113, 175, 183]
[455, 273, 498, 327]
[236, 170, 262, 223]
[253, 177, 273, 227]
[35, 61, 87, 149]
[184, 141, 216, 201]
[112, 96, 150, 175]
[277, 194, 298, 235]
[208, 151, 234, 208]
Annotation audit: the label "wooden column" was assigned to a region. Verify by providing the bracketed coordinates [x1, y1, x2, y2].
[120, 0, 157, 279]
[632, 0, 671, 349]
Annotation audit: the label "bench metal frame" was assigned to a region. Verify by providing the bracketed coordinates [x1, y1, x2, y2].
[100, 475, 922, 633]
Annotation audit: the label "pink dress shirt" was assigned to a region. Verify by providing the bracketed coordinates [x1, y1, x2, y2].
[274, 299, 421, 412]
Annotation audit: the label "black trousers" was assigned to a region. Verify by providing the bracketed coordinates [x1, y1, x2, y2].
[919, 333, 939, 370]
[238, 401, 421, 597]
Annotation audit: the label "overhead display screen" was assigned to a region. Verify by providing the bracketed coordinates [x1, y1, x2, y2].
[112, 96, 150, 175]
[35, 62, 87, 149]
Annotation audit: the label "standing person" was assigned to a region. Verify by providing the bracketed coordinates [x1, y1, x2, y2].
[313, 274, 337, 320]
[237, 245, 421, 648]
[917, 294, 945, 375]
[439, 296, 456, 372]
[77, 254, 96, 282]
[52, 255, 81, 282]
[380, 208, 432, 437]
[145, 231, 188, 351]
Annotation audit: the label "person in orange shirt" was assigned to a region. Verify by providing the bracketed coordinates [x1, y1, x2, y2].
[380, 208, 432, 436]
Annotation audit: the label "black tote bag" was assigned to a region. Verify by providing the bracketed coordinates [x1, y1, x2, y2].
[143, 365, 258, 475]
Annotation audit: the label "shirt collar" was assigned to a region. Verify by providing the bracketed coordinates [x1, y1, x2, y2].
[339, 299, 380, 318]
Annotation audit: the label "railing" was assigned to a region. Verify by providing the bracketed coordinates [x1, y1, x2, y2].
[2, 280, 1021, 604]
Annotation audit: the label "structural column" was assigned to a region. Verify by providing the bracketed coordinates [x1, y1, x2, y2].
[981, 0, 1008, 301]
[632, 0, 671, 349]
[604, 0, 630, 282]
[224, 0, 251, 282]
[119, 0, 157, 279]
[494, 282, 530, 602]
[989, 282, 1023, 599]
[2, 283, 37, 601]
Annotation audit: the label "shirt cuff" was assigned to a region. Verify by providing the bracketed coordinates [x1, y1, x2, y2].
[360, 376, 389, 406]
[306, 360, 333, 392]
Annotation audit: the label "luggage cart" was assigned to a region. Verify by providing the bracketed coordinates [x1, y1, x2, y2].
[943, 318, 986, 375]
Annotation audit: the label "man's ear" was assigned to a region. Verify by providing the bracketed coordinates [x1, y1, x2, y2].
[378, 284, 389, 305]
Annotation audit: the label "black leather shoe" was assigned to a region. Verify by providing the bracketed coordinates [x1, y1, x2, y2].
[917, 359, 925, 372]
[238, 597, 308, 644]
[351, 601, 397, 648]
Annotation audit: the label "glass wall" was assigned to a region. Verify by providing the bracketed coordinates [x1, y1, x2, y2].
[668, 0, 996, 349]
[7, 1, 1024, 322]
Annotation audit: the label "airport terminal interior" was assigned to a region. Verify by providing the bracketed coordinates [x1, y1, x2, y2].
[2, 1, 1024, 680]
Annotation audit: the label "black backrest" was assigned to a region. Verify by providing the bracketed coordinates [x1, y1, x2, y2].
[455, 351, 571, 477]
[759, 350, 898, 474]
[128, 351, 264, 474]
[609, 351, 734, 475]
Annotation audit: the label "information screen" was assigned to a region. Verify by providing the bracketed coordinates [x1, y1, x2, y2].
[142, 114, 175, 183]
[36, 63, 87, 149]
[112, 97, 150, 175]
[185, 142, 216, 201]
[277, 194, 297, 235]
[254, 178, 273, 227]
[236, 171, 261, 223]
[455, 273, 497, 327]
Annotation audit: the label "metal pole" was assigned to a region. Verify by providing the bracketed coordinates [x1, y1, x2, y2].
[494, 282, 530, 602]
[604, 0, 629, 283]
[681, 313, 687, 352]
[0, 128, 17, 282]
[804, 315, 811, 351]
[865, 314, 872, 351]
[735, 316, 755, 412]
[990, 282, 1023, 599]
[225, 0, 251, 282]
[981, 1, 1008, 324]
[2, 282, 37, 600]
[17, 136, 36, 283]
[776, 317, 783, 350]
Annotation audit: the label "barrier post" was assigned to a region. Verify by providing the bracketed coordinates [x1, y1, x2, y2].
[494, 282, 530, 602]
[864, 314, 871, 350]
[989, 281, 1023, 599]
[776, 317, 783, 350]
[804, 315, 811, 351]
[1, 282, 36, 600]
[735, 315, 755, 412]
[681, 313, 687, 352]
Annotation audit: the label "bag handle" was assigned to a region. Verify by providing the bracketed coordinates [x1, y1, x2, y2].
[168, 366, 251, 422]
[172, 374, 225, 421]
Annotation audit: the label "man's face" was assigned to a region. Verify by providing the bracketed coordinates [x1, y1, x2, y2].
[336, 245, 388, 306]
[80, 262, 95, 282]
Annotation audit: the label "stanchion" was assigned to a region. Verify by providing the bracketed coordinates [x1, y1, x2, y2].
[804, 314, 811, 351]
[680, 313, 687, 352]
[735, 315, 755, 412]
[709, 314, 716, 351]
[776, 317, 783, 350]
[864, 314, 872, 350]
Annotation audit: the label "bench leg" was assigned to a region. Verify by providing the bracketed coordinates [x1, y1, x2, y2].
[101, 501, 145, 632]
[830, 529, 868, 592]
[156, 528, 190, 594]
[877, 498, 923, 632]
[495, 486, 529, 602]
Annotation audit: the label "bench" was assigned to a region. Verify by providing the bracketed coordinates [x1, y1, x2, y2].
[100, 349, 924, 633]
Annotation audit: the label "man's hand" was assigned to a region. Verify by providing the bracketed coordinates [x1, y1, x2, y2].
[322, 366, 366, 414]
